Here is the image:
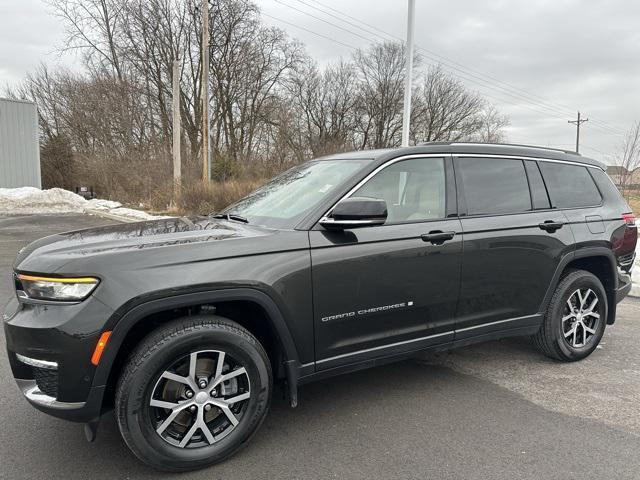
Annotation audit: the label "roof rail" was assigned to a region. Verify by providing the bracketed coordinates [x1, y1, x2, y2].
[419, 141, 581, 156]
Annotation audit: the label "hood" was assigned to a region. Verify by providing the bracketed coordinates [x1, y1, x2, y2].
[14, 216, 280, 273]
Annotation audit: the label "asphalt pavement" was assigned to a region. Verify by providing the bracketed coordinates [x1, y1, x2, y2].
[1, 214, 639, 480]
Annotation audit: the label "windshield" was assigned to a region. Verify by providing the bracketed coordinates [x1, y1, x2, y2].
[221, 159, 372, 229]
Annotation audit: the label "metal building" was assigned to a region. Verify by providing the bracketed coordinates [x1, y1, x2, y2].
[0, 98, 41, 188]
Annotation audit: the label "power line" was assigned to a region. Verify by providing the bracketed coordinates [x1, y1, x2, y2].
[272, 1, 573, 123]
[277, 0, 576, 124]
[261, 12, 359, 50]
[266, 7, 590, 126]
[305, 0, 624, 135]
[262, 10, 623, 162]
[283, 0, 624, 136]
[268, 2, 587, 127]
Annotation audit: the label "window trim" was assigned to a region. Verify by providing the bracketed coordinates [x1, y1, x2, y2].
[457, 153, 604, 170]
[523, 160, 552, 210]
[316, 153, 453, 228]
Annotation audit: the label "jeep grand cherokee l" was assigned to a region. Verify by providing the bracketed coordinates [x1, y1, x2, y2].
[4, 143, 637, 471]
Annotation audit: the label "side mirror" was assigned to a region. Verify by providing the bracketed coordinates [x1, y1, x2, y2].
[320, 197, 387, 230]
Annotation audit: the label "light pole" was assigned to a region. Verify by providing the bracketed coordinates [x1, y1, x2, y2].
[172, 58, 181, 202]
[201, 0, 210, 182]
[401, 0, 416, 147]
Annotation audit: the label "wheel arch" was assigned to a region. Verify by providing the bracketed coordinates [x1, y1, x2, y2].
[541, 248, 618, 325]
[92, 288, 301, 410]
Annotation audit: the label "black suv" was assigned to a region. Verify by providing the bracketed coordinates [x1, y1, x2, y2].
[4, 143, 637, 471]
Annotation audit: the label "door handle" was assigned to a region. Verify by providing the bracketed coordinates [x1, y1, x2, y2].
[421, 230, 455, 245]
[538, 220, 564, 232]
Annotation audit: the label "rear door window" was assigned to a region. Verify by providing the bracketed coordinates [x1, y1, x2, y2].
[457, 157, 531, 215]
[538, 162, 602, 208]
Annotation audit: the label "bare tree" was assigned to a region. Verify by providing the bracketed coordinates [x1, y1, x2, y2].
[411, 65, 484, 143]
[353, 42, 413, 149]
[288, 60, 358, 157]
[209, 0, 303, 169]
[9, 0, 511, 207]
[474, 104, 510, 143]
[618, 120, 640, 197]
[46, 0, 126, 81]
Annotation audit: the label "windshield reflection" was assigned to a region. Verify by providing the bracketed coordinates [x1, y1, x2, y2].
[222, 159, 372, 229]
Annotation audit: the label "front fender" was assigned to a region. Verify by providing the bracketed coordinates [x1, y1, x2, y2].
[91, 287, 301, 388]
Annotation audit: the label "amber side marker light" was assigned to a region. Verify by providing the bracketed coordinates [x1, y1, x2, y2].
[91, 331, 112, 366]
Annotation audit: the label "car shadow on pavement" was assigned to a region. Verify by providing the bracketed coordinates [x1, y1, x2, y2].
[8, 341, 640, 480]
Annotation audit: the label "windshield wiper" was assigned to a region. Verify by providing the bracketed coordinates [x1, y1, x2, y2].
[211, 212, 249, 224]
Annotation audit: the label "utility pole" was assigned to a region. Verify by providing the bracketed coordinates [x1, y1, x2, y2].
[568, 111, 588, 153]
[172, 58, 181, 204]
[401, 0, 415, 147]
[201, 0, 210, 182]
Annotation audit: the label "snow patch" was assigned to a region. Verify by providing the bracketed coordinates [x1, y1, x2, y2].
[0, 187, 165, 222]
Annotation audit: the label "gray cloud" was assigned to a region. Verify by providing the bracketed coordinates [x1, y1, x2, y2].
[2, 0, 638, 162]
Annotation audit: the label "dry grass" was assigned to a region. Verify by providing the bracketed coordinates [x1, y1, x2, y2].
[627, 193, 640, 216]
[146, 178, 267, 216]
[176, 179, 265, 215]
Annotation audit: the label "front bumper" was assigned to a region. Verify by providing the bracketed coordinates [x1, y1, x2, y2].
[15, 377, 106, 422]
[3, 295, 114, 422]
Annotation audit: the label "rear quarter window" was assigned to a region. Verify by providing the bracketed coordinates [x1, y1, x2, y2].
[589, 167, 630, 211]
[538, 162, 602, 208]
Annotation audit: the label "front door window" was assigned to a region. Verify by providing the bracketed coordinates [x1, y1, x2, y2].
[352, 158, 446, 223]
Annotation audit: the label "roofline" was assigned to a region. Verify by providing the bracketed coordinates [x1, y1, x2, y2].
[0, 97, 37, 106]
[320, 143, 605, 169]
[429, 141, 580, 156]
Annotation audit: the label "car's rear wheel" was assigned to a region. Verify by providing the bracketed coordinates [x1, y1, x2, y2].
[115, 315, 272, 472]
[533, 269, 607, 361]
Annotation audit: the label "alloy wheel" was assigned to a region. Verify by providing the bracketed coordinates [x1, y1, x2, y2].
[562, 288, 601, 348]
[149, 350, 251, 448]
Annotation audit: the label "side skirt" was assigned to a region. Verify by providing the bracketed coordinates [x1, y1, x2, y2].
[297, 316, 542, 387]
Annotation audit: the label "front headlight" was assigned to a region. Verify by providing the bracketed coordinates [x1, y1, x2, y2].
[15, 274, 99, 302]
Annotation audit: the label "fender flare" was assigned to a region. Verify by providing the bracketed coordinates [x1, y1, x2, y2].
[91, 288, 301, 388]
[539, 247, 618, 323]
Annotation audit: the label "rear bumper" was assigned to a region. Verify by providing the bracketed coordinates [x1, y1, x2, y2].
[616, 271, 632, 303]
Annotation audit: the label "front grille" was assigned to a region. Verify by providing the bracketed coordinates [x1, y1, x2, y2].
[33, 366, 58, 398]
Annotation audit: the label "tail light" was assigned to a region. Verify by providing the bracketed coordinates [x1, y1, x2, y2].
[622, 213, 636, 226]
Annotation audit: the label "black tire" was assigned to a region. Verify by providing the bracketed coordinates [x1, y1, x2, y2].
[533, 269, 607, 362]
[115, 315, 272, 472]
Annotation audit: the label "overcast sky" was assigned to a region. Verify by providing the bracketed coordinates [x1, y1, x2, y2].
[2, 0, 639, 163]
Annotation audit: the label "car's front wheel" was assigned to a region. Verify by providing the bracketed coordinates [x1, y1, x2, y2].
[533, 269, 607, 361]
[115, 315, 272, 472]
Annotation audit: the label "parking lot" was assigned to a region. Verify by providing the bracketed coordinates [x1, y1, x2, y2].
[1, 214, 639, 479]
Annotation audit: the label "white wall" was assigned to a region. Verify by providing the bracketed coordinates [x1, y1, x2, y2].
[0, 98, 41, 188]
